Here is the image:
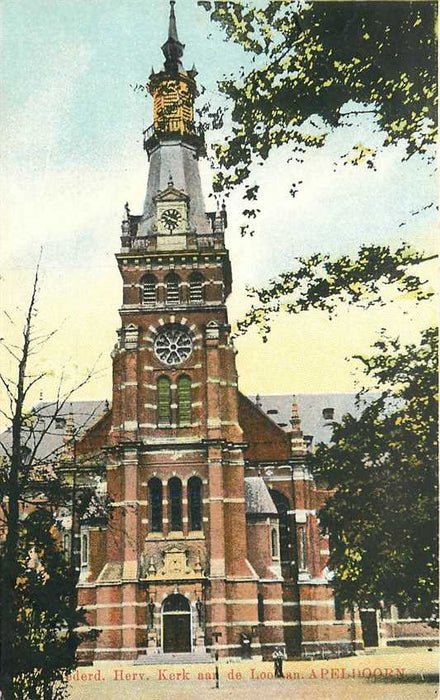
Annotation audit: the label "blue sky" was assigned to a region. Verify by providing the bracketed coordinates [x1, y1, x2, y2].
[0, 0, 437, 406]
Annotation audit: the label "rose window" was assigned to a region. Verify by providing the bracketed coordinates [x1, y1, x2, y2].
[153, 326, 193, 366]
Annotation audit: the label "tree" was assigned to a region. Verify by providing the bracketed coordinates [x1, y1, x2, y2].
[196, 1, 438, 332]
[235, 242, 435, 339]
[1, 510, 97, 700]
[310, 326, 438, 619]
[201, 1, 437, 195]
[0, 263, 101, 699]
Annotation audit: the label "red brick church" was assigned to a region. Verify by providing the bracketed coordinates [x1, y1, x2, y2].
[71, 3, 435, 661]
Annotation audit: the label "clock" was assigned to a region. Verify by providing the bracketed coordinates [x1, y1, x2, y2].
[154, 326, 193, 366]
[160, 208, 182, 232]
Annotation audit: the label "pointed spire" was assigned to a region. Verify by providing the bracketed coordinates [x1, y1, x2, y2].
[162, 0, 185, 73]
[168, 0, 179, 41]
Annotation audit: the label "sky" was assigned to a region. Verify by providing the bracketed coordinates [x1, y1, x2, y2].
[0, 0, 437, 415]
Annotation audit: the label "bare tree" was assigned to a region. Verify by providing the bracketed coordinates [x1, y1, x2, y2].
[0, 262, 104, 699]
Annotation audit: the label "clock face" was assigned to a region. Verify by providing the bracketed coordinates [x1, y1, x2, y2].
[154, 326, 193, 366]
[160, 208, 182, 232]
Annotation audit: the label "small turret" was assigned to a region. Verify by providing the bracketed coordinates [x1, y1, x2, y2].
[290, 395, 307, 456]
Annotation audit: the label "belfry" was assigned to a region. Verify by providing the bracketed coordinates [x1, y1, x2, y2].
[76, 2, 364, 661]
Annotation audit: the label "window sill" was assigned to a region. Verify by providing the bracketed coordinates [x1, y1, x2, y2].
[187, 531, 205, 540]
[147, 532, 165, 540]
[157, 423, 192, 429]
[167, 531, 184, 539]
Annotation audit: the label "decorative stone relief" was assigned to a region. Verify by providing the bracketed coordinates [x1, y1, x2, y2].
[145, 545, 204, 581]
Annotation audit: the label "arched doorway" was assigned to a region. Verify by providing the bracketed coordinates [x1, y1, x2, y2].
[162, 594, 192, 653]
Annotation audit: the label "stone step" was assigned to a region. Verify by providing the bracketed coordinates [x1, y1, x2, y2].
[134, 652, 212, 665]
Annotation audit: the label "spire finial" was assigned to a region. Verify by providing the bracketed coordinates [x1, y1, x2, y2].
[168, 1, 178, 42]
[162, 0, 185, 72]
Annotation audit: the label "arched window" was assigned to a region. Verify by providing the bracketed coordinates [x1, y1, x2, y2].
[141, 275, 157, 305]
[165, 273, 181, 305]
[188, 476, 202, 531]
[157, 376, 171, 425]
[81, 532, 88, 566]
[271, 528, 279, 557]
[270, 490, 290, 564]
[189, 273, 204, 303]
[162, 593, 190, 613]
[177, 375, 191, 426]
[168, 477, 182, 531]
[148, 478, 163, 532]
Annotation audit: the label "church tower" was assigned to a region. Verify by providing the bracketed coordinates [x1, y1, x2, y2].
[77, 2, 282, 661]
[76, 2, 368, 663]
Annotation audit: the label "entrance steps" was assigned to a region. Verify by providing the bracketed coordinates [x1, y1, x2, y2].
[134, 651, 212, 665]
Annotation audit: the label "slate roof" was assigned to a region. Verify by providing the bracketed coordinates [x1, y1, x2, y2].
[1, 393, 365, 462]
[0, 400, 108, 464]
[249, 393, 364, 448]
[245, 476, 278, 516]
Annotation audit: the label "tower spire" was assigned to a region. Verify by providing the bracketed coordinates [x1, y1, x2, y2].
[168, 0, 179, 41]
[162, 0, 185, 73]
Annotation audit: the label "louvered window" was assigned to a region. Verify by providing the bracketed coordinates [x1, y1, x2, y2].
[188, 476, 202, 531]
[177, 375, 191, 426]
[189, 273, 204, 303]
[149, 478, 163, 532]
[142, 275, 157, 305]
[157, 376, 171, 425]
[166, 274, 180, 305]
[168, 477, 182, 531]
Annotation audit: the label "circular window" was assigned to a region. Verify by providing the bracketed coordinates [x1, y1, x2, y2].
[154, 326, 193, 366]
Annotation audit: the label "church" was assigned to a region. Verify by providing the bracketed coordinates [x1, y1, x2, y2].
[71, 2, 434, 661]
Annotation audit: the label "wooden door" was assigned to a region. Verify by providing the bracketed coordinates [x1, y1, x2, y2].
[163, 613, 191, 653]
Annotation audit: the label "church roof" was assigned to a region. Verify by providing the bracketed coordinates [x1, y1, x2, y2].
[0, 400, 108, 464]
[245, 476, 278, 516]
[0, 394, 367, 463]
[249, 393, 365, 448]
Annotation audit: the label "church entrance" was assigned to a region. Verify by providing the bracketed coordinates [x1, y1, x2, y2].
[162, 594, 192, 653]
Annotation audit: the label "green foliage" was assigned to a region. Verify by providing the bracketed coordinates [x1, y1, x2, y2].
[0, 509, 97, 699]
[311, 327, 438, 618]
[202, 1, 437, 193]
[237, 243, 435, 340]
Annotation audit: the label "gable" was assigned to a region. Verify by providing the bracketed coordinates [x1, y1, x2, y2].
[154, 185, 189, 202]
[238, 393, 291, 462]
[76, 409, 112, 457]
